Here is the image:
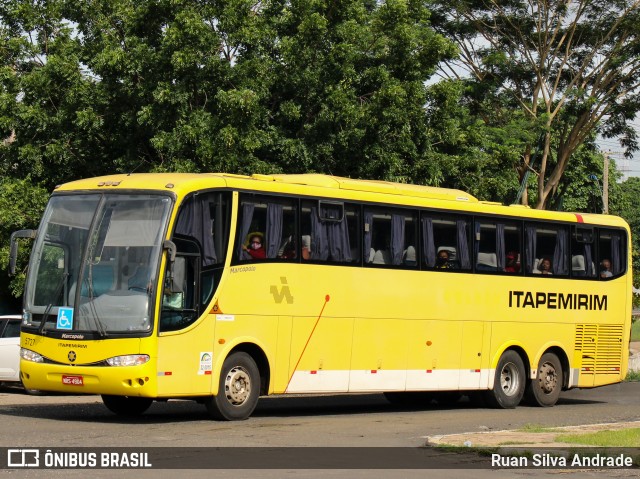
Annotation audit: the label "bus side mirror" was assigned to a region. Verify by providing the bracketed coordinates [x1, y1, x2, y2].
[168, 257, 186, 294]
[162, 240, 184, 294]
[9, 229, 36, 276]
[163, 240, 176, 263]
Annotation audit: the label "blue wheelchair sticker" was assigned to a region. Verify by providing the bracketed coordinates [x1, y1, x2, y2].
[56, 307, 74, 330]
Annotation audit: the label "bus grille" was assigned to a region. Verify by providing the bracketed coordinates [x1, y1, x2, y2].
[575, 324, 624, 375]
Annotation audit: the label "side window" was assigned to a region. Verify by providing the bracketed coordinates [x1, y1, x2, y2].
[162, 192, 231, 332]
[160, 238, 200, 332]
[1, 320, 21, 338]
[525, 224, 569, 276]
[236, 195, 297, 262]
[34, 244, 67, 306]
[363, 207, 417, 267]
[301, 200, 357, 263]
[421, 213, 471, 271]
[173, 192, 231, 268]
[571, 227, 596, 278]
[598, 229, 626, 279]
[474, 220, 522, 273]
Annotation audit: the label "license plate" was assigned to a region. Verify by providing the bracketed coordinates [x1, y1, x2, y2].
[62, 375, 84, 386]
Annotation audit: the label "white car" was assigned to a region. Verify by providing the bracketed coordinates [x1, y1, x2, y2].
[0, 315, 21, 383]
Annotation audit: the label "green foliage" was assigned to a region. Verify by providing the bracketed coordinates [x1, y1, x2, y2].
[555, 428, 640, 447]
[0, 177, 49, 302]
[56, 0, 456, 180]
[612, 177, 640, 295]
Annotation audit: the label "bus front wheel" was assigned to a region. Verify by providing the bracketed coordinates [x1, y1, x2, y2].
[485, 351, 525, 409]
[525, 352, 562, 407]
[205, 352, 260, 421]
[101, 395, 153, 416]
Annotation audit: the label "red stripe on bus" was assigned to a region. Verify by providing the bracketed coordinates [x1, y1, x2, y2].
[575, 214, 584, 223]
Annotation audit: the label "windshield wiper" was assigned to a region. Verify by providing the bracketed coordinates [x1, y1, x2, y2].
[38, 272, 69, 334]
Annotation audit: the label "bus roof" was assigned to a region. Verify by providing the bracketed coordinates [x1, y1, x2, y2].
[56, 172, 477, 203]
[54, 172, 628, 228]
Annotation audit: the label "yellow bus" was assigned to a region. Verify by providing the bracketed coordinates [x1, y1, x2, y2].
[10, 173, 632, 420]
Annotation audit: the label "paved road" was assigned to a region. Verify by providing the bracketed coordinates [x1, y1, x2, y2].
[0, 382, 639, 478]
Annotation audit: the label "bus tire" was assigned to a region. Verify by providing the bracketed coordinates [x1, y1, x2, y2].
[525, 352, 562, 407]
[101, 395, 153, 416]
[485, 350, 525, 409]
[205, 352, 260, 421]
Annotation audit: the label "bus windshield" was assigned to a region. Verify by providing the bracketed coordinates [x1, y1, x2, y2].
[24, 193, 172, 334]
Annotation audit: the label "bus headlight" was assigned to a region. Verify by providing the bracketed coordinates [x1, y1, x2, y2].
[106, 355, 150, 367]
[21, 348, 44, 363]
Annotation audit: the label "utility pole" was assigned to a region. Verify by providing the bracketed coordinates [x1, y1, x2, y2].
[603, 152, 609, 214]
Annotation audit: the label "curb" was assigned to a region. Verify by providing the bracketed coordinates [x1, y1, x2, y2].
[425, 420, 640, 448]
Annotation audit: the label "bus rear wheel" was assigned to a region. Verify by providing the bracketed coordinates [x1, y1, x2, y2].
[205, 352, 260, 421]
[101, 395, 153, 416]
[525, 352, 562, 407]
[485, 350, 525, 409]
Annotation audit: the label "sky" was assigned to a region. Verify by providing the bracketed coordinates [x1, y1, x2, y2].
[599, 119, 640, 180]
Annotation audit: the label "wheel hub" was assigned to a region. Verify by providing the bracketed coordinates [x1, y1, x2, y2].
[500, 362, 520, 396]
[225, 366, 251, 405]
[538, 362, 557, 394]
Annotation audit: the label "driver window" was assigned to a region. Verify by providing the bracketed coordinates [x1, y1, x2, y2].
[159, 239, 199, 332]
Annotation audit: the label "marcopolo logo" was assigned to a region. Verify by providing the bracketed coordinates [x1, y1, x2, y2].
[8, 449, 40, 467]
[270, 277, 294, 304]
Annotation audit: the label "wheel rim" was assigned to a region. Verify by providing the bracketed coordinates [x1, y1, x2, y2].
[537, 361, 558, 394]
[500, 361, 520, 396]
[224, 366, 251, 406]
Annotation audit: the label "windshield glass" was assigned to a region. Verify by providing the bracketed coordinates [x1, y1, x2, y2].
[24, 193, 172, 334]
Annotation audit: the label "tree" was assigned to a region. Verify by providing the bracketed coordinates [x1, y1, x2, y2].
[0, 177, 49, 303]
[430, 0, 640, 208]
[612, 176, 640, 290]
[1, 0, 457, 301]
[59, 0, 457, 180]
[0, 0, 109, 188]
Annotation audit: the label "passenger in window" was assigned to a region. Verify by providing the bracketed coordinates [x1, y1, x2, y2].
[504, 251, 520, 273]
[242, 233, 266, 260]
[436, 250, 452, 269]
[600, 259, 613, 278]
[301, 235, 311, 260]
[403, 246, 417, 266]
[536, 257, 553, 275]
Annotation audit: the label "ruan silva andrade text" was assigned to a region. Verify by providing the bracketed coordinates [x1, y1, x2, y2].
[508, 291, 607, 311]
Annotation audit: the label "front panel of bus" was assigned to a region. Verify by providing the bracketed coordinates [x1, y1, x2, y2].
[19, 191, 177, 395]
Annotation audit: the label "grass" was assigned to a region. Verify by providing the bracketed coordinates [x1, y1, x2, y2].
[628, 322, 640, 380]
[632, 320, 640, 341]
[626, 369, 640, 381]
[555, 428, 640, 447]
